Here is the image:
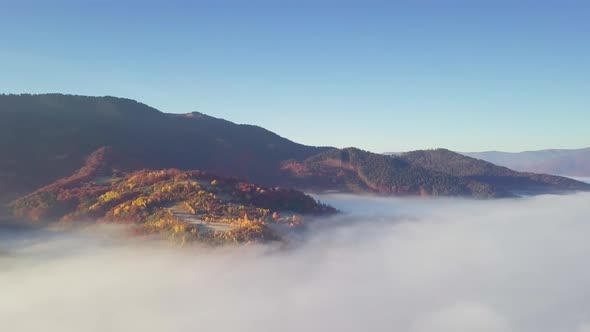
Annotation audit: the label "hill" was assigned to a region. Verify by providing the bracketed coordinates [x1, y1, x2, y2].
[282, 148, 590, 197]
[2, 93, 588, 211]
[281, 148, 504, 197]
[462, 147, 590, 177]
[9, 148, 336, 244]
[0, 93, 330, 209]
[400, 149, 590, 194]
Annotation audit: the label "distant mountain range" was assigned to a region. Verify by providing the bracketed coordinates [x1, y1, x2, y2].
[461, 148, 590, 177]
[1, 93, 588, 215]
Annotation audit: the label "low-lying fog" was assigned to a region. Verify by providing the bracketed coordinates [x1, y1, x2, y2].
[2, 193, 590, 332]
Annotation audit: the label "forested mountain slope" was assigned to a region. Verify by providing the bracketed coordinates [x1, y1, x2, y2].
[281, 148, 504, 197]
[9, 148, 335, 243]
[281, 148, 590, 197]
[2, 94, 588, 214]
[0, 94, 330, 208]
[401, 149, 590, 194]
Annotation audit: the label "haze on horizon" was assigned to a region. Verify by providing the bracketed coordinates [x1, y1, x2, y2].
[1, 0, 589, 152]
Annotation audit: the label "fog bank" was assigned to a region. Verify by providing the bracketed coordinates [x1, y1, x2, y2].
[2, 193, 590, 332]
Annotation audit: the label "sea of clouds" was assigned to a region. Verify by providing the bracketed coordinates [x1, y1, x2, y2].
[1, 192, 590, 332]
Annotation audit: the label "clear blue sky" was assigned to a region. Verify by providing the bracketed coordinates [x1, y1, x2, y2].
[1, 0, 589, 152]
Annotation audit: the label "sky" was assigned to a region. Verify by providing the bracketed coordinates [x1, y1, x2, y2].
[1, 0, 589, 152]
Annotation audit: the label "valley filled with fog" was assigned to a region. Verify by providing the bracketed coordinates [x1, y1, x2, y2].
[2, 193, 590, 332]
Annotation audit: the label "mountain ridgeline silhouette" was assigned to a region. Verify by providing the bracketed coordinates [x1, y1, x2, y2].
[0, 94, 329, 208]
[1, 94, 588, 213]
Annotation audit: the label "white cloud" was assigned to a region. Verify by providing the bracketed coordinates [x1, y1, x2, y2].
[1, 193, 589, 332]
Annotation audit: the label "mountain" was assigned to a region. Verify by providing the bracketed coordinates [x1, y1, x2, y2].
[9, 148, 336, 243]
[400, 149, 589, 195]
[282, 148, 590, 197]
[2, 93, 588, 213]
[0, 93, 330, 209]
[281, 148, 503, 197]
[462, 148, 590, 177]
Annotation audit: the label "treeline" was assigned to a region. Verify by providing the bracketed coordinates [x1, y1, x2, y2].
[283, 148, 499, 197]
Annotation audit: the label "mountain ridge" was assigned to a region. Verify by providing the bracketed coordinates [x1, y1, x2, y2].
[9, 147, 336, 243]
[2, 93, 588, 214]
[282, 147, 590, 197]
[401, 148, 588, 194]
[0, 93, 331, 209]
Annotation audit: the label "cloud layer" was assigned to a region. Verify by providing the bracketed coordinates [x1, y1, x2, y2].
[1, 193, 590, 332]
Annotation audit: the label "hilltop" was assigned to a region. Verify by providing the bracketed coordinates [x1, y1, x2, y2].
[2, 93, 589, 215]
[281, 148, 502, 197]
[281, 148, 589, 197]
[9, 148, 335, 244]
[400, 149, 589, 194]
[0, 93, 330, 208]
